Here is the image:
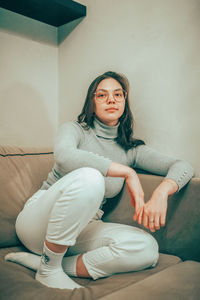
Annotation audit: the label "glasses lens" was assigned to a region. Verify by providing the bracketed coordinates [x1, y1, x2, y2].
[114, 90, 125, 101]
[95, 90, 108, 101]
[95, 89, 127, 102]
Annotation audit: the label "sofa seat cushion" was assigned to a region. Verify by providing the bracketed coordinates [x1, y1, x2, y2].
[99, 261, 200, 300]
[0, 246, 181, 300]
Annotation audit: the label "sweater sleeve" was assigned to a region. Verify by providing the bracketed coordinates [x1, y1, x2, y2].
[54, 122, 112, 176]
[131, 145, 194, 191]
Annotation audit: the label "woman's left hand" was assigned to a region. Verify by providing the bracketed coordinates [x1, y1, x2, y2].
[142, 179, 178, 232]
[142, 190, 168, 232]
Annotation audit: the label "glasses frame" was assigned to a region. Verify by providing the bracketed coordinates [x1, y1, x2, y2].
[94, 88, 127, 103]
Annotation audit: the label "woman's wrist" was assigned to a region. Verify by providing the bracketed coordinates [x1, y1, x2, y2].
[124, 167, 137, 179]
[107, 161, 135, 179]
[154, 178, 178, 197]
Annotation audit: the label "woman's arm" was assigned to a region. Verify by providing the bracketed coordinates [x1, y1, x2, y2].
[132, 145, 194, 191]
[107, 162, 145, 223]
[55, 123, 145, 221]
[132, 145, 194, 231]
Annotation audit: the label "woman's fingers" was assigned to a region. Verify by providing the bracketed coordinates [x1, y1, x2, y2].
[160, 211, 166, 227]
[146, 213, 155, 232]
[133, 205, 143, 223]
[154, 214, 160, 230]
[142, 193, 168, 232]
[133, 202, 140, 221]
[135, 202, 165, 231]
[142, 212, 149, 228]
[143, 211, 166, 232]
[137, 207, 143, 224]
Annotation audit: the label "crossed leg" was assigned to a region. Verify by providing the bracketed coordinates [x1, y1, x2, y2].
[6, 219, 159, 281]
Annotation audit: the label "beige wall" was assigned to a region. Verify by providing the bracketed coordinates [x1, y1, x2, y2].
[59, 0, 200, 176]
[0, 1, 199, 176]
[0, 8, 58, 147]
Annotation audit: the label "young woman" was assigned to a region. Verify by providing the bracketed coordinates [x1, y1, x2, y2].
[5, 71, 194, 290]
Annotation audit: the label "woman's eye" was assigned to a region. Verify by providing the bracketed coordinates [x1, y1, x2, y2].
[97, 93, 106, 98]
[114, 92, 123, 98]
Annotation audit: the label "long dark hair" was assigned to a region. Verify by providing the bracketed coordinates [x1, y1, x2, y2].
[77, 71, 145, 150]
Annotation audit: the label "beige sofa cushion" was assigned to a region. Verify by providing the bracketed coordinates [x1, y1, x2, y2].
[0, 146, 53, 247]
[1, 245, 182, 300]
[98, 261, 200, 300]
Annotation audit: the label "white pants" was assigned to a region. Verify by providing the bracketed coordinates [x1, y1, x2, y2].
[16, 167, 159, 280]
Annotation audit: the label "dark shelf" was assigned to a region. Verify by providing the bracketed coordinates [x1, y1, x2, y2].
[0, 0, 86, 27]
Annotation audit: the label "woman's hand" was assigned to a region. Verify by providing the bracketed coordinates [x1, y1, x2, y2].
[142, 179, 178, 232]
[107, 162, 145, 224]
[142, 190, 168, 232]
[125, 171, 145, 224]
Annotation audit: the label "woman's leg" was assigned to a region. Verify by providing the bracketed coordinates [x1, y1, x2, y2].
[14, 167, 105, 289]
[6, 219, 159, 280]
[64, 220, 159, 280]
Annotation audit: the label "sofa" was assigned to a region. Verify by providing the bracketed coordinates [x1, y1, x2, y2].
[0, 145, 200, 300]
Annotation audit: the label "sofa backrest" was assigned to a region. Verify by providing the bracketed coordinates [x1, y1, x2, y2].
[0, 146, 54, 247]
[103, 174, 200, 262]
[1, 145, 199, 263]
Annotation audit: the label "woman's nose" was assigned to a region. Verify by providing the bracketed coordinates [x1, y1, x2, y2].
[107, 92, 116, 103]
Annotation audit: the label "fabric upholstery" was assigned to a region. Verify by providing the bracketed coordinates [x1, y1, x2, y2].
[0, 145, 199, 300]
[0, 246, 181, 300]
[0, 146, 53, 247]
[99, 261, 200, 300]
[103, 174, 200, 262]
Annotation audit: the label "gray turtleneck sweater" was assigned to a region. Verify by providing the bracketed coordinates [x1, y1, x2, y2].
[41, 118, 194, 201]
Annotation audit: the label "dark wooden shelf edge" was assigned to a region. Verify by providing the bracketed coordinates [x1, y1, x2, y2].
[0, 0, 87, 27]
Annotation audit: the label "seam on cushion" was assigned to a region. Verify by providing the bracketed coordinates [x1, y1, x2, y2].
[0, 152, 53, 157]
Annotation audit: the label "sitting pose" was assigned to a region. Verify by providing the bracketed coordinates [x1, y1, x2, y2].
[5, 71, 194, 290]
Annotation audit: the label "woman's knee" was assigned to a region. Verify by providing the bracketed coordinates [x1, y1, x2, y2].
[140, 233, 159, 268]
[78, 167, 105, 197]
[61, 167, 105, 208]
[83, 230, 159, 279]
[82, 167, 105, 189]
[110, 229, 159, 270]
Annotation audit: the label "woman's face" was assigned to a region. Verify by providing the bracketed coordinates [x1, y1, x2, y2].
[93, 78, 126, 126]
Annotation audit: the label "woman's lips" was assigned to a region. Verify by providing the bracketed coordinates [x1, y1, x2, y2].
[105, 107, 118, 112]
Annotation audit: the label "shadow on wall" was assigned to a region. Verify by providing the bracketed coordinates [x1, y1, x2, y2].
[0, 7, 57, 45]
[58, 17, 84, 45]
[0, 83, 54, 147]
[0, 8, 85, 46]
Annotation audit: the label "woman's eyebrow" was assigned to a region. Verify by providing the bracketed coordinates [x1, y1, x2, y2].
[96, 88, 123, 92]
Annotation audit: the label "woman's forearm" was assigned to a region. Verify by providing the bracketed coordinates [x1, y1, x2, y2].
[107, 162, 145, 223]
[106, 161, 136, 179]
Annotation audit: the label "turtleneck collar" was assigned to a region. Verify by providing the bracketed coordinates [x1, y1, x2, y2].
[93, 117, 119, 139]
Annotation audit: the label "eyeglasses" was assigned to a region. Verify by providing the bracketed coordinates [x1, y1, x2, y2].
[94, 89, 127, 103]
